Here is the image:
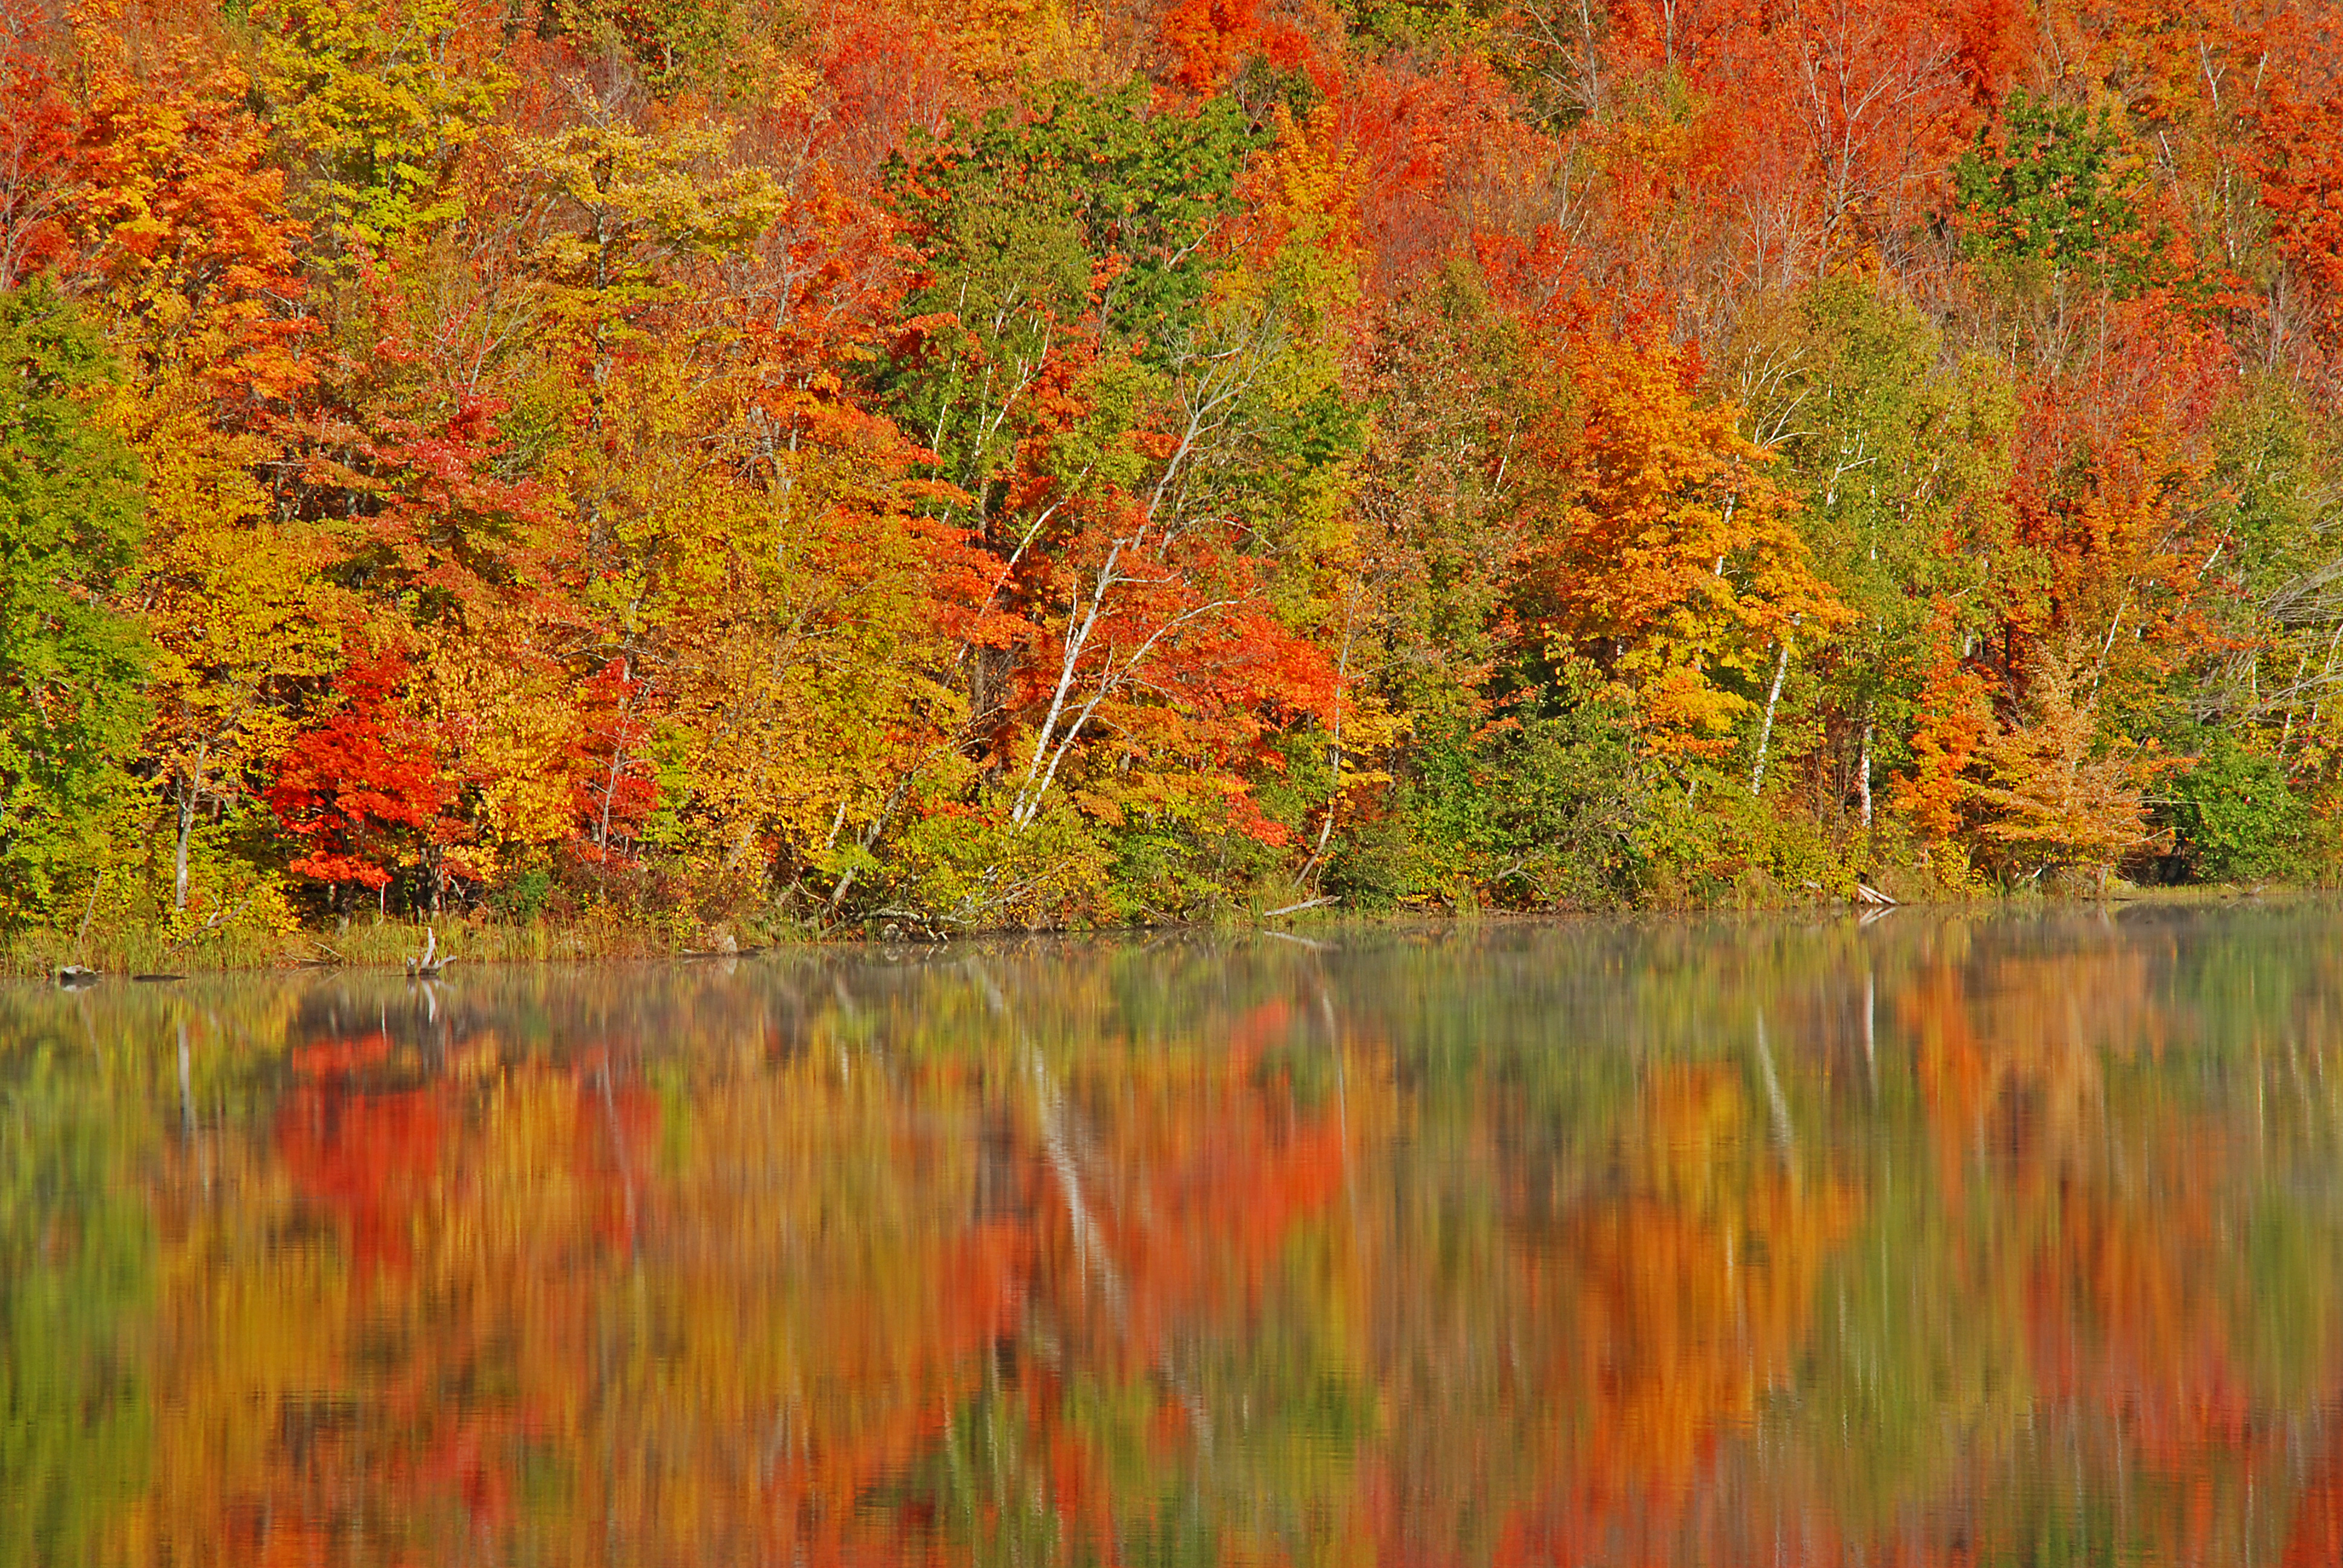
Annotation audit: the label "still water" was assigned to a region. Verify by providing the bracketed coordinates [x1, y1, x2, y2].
[5, 906, 2343, 1565]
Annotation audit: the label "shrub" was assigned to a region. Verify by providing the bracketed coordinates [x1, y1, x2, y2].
[2162, 734, 2310, 883]
[883, 797, 1115, 931]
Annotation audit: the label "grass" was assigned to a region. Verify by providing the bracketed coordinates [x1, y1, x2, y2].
[1, 912, 719, 981]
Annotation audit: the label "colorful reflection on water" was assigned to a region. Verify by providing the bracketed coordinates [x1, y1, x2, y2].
[6, 906, 2343, 1564]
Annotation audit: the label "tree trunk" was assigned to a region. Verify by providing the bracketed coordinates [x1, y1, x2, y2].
[1751, 637, 1793, 795]
[174, 785, 194, 912]
[1300, 599, 1358, 883]
[1857, 722, 1873, 829]
[173, 745, 206, 912]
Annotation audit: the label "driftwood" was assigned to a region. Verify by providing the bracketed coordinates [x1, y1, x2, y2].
[1263, 895, 1339, 919]
[405, 927, 456, 978]
[56, 965, 100, 988]
[1854, 883, 1898, 907]
[132, 973, 187, 983]
[866, 908, 952, 943]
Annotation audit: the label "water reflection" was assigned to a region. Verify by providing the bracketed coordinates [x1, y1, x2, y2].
[5, 906, 2343, 1563]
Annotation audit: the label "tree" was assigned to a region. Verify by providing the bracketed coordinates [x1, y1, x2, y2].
[0, 279, 146, 923]
[266, 650, 457, 906]
[2161, 730, 2309, 882]
[494, 99, 977, 906]
[68, 21, 318, 414]
[59, 23, 338, 915]
[880, 88, 1349, 858]
[2259, 87, 2343, 362]
[880, 81, 1254, 545]
[539, 0, 756, 94]
[1728, 277, 2011, 829]
[252, 0, 510, 263]
[0, 13, 75, 293]
[566, 655, 660, 865]
[1515, 330, 1849, 766]
[1951, 88, 2168, 293]
[1775, 0, 1970, 270]
[1966, 635, 2163, 881]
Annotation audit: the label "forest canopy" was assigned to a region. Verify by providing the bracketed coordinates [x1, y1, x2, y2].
[4, 0, 2342, 940]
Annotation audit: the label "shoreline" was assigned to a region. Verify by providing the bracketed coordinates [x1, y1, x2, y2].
[1, 883, 2301, 984]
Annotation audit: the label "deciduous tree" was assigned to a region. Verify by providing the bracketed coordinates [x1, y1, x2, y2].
[0, 279, 146, 922]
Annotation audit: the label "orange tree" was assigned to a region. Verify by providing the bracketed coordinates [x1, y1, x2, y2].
[1512, 329, 1850, 773]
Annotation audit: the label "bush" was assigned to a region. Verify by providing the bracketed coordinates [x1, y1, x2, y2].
[2162, 734, 2310, 883]
[492, 865, 554, 920]
[1481, 702, 1648, 905]
[1329, 684, 1648, 910]
[883, 797, 1115, 931]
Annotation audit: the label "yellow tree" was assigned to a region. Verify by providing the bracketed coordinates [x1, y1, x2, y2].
[592, 347, 989, 893]
[489, 100, 989, 906]
[1517, 333, 1850, 768]
[131, 388, 346, 918]
[252, 0, 510, 262]
[66, 18, 346, 920]
[1966, 634, 2164, 885]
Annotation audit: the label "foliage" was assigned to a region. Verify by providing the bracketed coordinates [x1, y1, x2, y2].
[1952, 88, 2166, 293]
[0, 0, 2339, 939]
[253, 0, 509, 260]
[882, 795, 1116, 930]
[1514, 331, 1850, 763]
[1966, 638, 2163, 881]
[266, 650, 456, 901]
[0, 281, 147, 923]
[1344, 678, 1648, 909]
[2163, 730, 2312, 883]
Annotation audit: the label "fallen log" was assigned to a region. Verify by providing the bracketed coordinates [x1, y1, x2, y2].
[1263, 895, 1339, 919]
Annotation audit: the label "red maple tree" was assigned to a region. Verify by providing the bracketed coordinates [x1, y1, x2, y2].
[268, 650, 453, 899]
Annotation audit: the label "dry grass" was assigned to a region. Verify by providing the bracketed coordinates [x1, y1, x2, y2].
[1, 912, 704, 981]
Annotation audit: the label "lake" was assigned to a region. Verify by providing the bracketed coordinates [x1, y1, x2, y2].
[5, 904, 2342, 1564]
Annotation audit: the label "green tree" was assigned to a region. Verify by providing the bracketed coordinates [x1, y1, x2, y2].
[1951, 90, 2166, 294]
[1374, 691, 1649, 910]
[2184, 374, 2343, 770]
[1729, 279, 2011, 830]
[0, 281, 148, 923]
[2163, 730, 2310, 883]
[882, 83, 1257, 532]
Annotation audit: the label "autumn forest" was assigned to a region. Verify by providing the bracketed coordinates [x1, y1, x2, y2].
[5, 0, 2343, 946]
